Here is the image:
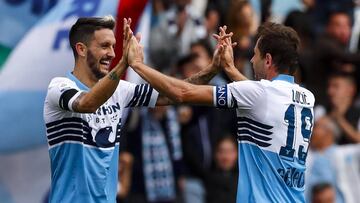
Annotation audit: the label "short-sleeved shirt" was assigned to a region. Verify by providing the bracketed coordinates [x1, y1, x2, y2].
[43, 72, 158, 203]
[213, 74, 315, 203]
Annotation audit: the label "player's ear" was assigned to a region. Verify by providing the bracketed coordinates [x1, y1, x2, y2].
[265, 53, 272, 67]
[75, 42, 87, 58]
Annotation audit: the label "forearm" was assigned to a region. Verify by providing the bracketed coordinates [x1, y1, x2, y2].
[156, 95, 176, 106]
[155, 63, 218, 106]
[224, 65, 248, 81]
[118, 166, 133, 197]
[132, 62, 194, 103]
[185, 63, 219, 85]
[73, 59, 127, 112]
[337, 116, 360, 143]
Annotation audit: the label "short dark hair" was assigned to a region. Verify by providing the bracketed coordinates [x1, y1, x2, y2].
[177, 53, 199, 69]
[215, 134, 237, 151]
[255, 22, 300, 74]
[328, 71, 356, 85]
[69, 16, 115, 58]
[327, 10, 351, 26]
[311, 182, 333, 199]
[190, 39, 213, 58]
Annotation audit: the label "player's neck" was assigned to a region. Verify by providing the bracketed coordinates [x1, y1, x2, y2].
[267, 69, 278, 80]
[73, 60, 97, 88]
[268, 68, 291, 81]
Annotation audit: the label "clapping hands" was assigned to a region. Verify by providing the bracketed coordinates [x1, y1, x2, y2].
[212, 25, 237, 71]
[122, 18, 144, 67]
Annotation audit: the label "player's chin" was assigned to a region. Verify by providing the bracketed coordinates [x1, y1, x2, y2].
[100, 64, 110, 73]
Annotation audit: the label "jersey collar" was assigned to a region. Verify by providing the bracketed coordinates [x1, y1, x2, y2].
[272, 74, 294, 84]
[66, 71, 90, 91]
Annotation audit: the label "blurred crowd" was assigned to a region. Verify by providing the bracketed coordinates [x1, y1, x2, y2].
[115, 0, 360, 203]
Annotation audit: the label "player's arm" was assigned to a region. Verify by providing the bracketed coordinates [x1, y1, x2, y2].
[155, 61, 221, 106]
[183, 26, 237, 85]
[72, 60, 127, 112]
[223, 64, 248, 81]
[213, 26, 248, 82]
[71, 18, 133, 113]
[155, 62, 222, 105]
[154, 58, 222, 105]
[132, 61, 214, 105]
[127, 39, 212, 105]
[154, 26, 245, 106]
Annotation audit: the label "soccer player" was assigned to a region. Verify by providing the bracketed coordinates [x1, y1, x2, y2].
[127, 22, 315, 202]
[43, 16, 235, 203]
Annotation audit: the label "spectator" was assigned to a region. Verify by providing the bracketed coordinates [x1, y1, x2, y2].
[260, 0, 272, 23]
[204, 135, 238, 203]
[227, 0, 258, 80]
[190, 40, 213, 72]
[117, 152, 134, 202]
[284, 9, 316, 84]
[151, 0, 173, 27]
[207, 0, 231, 26]
[311, 183, 336, 203]
[121, 107, 183, 203]
[149, 0, 206, 71]
[315, 72, 360, 144]
[309, 11, 360, 105]
[306, 116, 343, 203]
[174, 53, 236, 203]
[315, 0, 355, 30]
[190, 40, 227, 84]
[227, 0, 258, 53]
[306, 116, 360, 203]
[204, 4, 221, 49]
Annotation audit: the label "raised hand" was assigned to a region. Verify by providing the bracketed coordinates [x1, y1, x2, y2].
[212, 25, 247, 81]
[127, 34, 144, 67]
[122, 18, 133, 65]
[212, 25, 237, 70]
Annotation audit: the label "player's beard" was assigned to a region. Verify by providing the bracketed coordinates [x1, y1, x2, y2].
[87, 50, 106, 80]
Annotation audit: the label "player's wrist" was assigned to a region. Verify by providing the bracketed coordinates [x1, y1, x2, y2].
[224, 64, 237, 72]
[129, 60, 142, 69]
[118, 57, 127, 68]
[209, 62, 221, 73]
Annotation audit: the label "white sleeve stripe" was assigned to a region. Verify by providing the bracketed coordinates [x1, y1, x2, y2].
[68, 91, 84, 111]
[148, 89, 159, 107]
[213, 86, 217, 107]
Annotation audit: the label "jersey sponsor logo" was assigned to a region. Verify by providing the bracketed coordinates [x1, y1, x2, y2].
[59, 83, 73, 93]
[94, 102, 121, 116]
[277, 166, 305, 189]
[216, 85, 228, 108]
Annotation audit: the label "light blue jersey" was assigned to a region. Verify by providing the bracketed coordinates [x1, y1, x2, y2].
[214, 75, 315, 203]
[43, 72, 158, 203]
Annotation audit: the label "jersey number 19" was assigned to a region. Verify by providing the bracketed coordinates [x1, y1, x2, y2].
[279, 104, 313, 164]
